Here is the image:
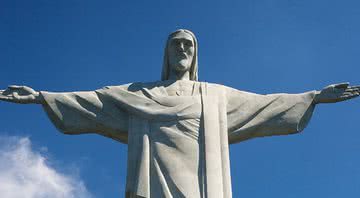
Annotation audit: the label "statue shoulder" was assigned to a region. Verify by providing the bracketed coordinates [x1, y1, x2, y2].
[202, 81, 235, 92]
[97, 81, 166, 93]
[100, 83, 134, 91]
[207, 83, 259, 97]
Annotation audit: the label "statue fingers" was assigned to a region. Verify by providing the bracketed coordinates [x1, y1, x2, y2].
[346, 85, 360, 90]
[0, 94, 12, 102]
[1, 88, 14, 96]
[11, 93, 24, 103]
[344, 86, 360, 94]
[344, 95, 359, 100]
[341, 93, 359, 100]
[22, 86, 35, 94]
[0, 93, 21, 103]
[349, 85, 360, 89]
[344, 88, 357, 93]
[8, 85, 35, 95]
[12, 92, 37, 104]
[352, 87, 360, 93]
[346, 89, 360, 95]
[343, 91, 359, 96]
[12, 92, 21, 100]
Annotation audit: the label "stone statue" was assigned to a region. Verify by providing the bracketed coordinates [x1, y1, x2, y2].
[0, 29, 359, 198]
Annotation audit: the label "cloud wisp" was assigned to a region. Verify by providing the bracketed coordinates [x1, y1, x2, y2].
[0, 136, 93, 198]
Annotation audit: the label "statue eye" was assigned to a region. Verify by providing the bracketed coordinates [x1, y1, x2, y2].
[184, 41, 192, 47]
[171, 40, 179, 46]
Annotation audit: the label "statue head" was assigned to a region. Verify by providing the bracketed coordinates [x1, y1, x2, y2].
[161, 29, 198, 81]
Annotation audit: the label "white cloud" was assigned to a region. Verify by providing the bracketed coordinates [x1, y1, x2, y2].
[0, 136, 93, 198]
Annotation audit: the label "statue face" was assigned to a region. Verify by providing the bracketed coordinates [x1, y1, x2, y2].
[167, 32, 195, 74]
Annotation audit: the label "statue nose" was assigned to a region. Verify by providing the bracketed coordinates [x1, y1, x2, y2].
[179, 43, 185, 51]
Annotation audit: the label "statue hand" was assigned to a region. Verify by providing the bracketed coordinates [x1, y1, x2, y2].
[0, 85, 43, 104]
[314, 82, 360, 104]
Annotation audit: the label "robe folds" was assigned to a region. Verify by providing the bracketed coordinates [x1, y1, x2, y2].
[40, 80, 316, 198]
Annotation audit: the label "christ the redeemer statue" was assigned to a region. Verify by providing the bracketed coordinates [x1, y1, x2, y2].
[1, 29, 359, 198]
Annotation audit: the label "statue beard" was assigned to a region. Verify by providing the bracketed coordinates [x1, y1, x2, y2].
[172, 58, 192, 73]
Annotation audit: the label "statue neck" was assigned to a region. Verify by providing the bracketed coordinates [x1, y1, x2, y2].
[168, 70, 191, 81]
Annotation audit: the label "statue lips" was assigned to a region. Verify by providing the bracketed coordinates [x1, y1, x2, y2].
[177, 53, 187, 60]
[174, 53, 189, 69]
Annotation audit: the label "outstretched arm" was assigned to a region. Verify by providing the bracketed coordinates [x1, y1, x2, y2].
[314, 82, 360, 104]
[0, 85, 44, 104]
[226, 86, 317, 143]
[0, 85, 129, 143]
[226, 82, 359, 143]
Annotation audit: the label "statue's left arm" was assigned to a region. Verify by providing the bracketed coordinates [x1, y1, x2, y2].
[226, 83, 359, 144]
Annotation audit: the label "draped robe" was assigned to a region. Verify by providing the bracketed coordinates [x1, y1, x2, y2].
[40, 80, 316, 198]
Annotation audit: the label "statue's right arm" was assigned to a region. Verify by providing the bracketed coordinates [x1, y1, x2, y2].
[0, 85, 129, 143]
[0, 85, 44, 104]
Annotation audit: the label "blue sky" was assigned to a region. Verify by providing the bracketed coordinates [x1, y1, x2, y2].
[1, 0, 360, 197]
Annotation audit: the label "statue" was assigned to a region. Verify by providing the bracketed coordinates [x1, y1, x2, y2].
[0, 29, 359, 198]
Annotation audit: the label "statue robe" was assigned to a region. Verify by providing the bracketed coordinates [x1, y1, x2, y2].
[40, 80, 316, 198]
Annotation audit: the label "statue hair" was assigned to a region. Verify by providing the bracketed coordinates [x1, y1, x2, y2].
[161, 29, 198, 81]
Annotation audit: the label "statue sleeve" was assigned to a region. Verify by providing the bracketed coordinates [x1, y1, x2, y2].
[40, 88, 129, 143]
[225, 86, 316, 144]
